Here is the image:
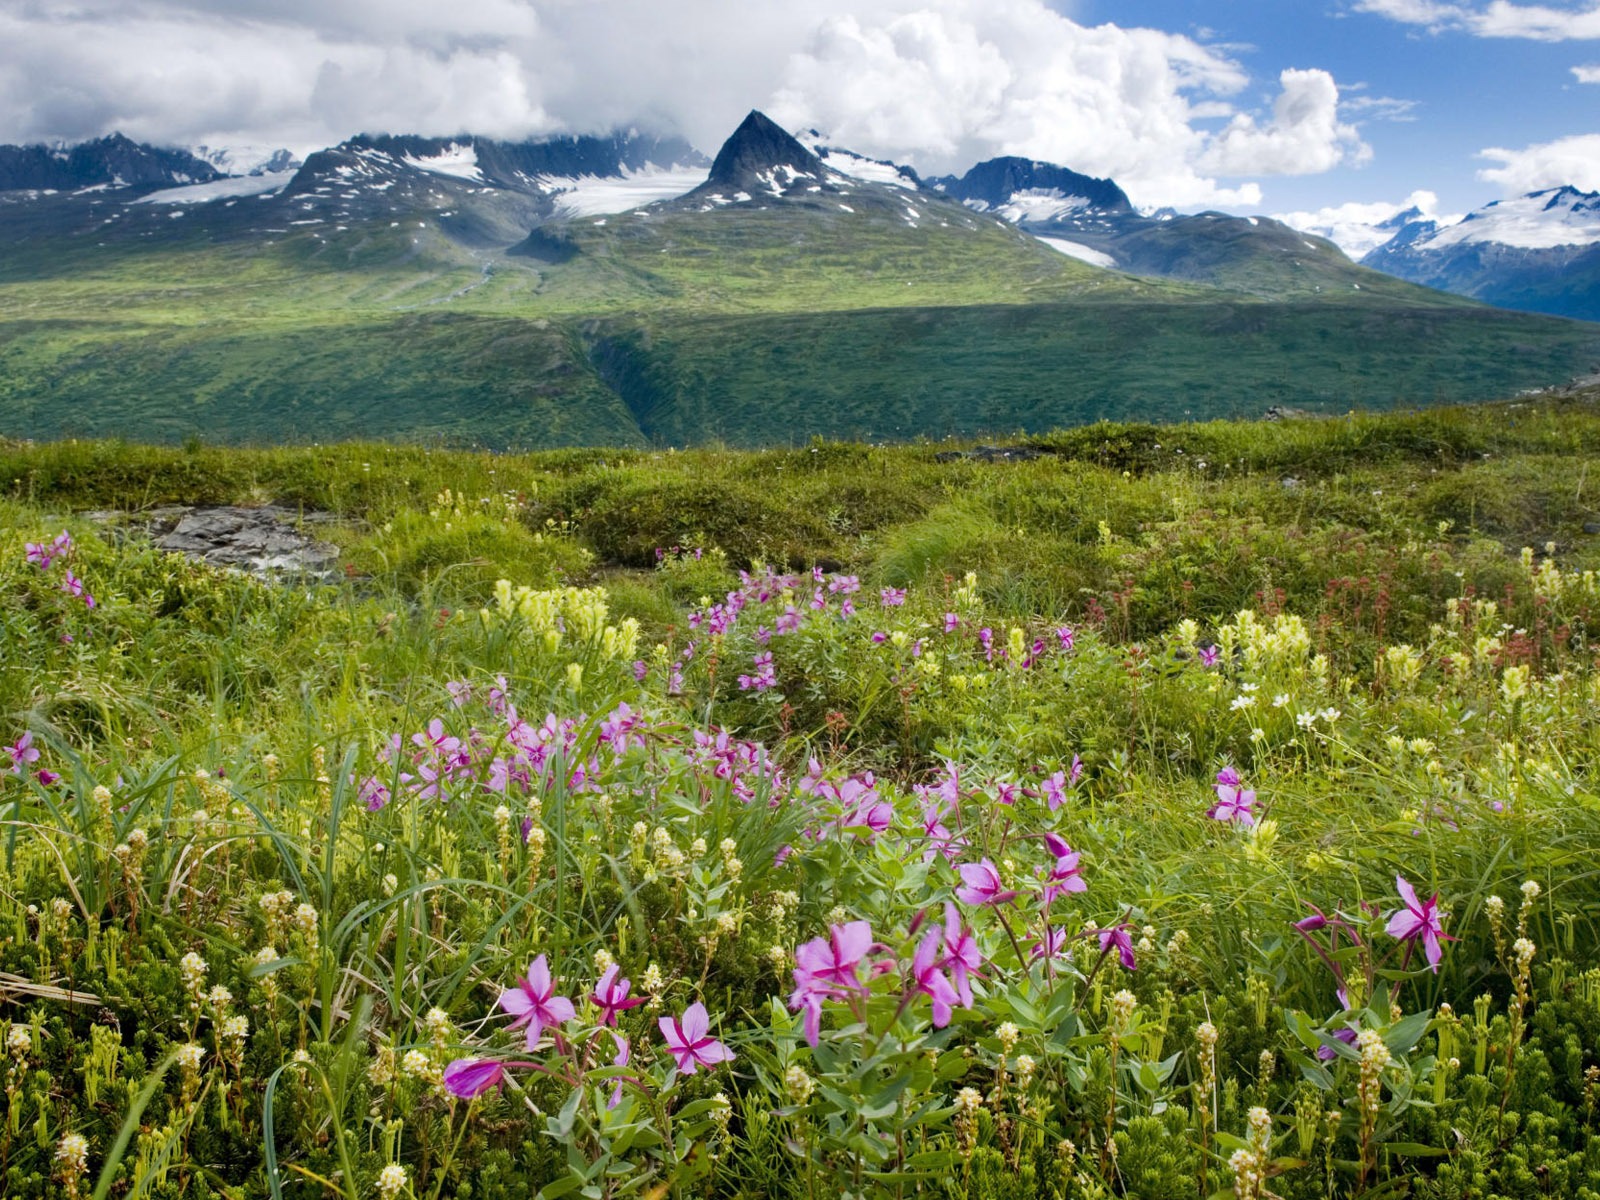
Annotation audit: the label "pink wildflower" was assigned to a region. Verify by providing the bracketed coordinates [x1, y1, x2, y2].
[498, 955, 576, 1049]
[1385, 875, 1450, 972]
[658, 1002, 734, 1074]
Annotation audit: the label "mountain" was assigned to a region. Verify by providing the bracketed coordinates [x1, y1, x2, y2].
[190, 145, 304, 177]
[0, 116, 1596, 450]
[795, 131, 922, 191]
[1362, 187, 1600, 321]
[0, 132, 221, 192]
[930, 156, 1134, 218]
[933, 154, 1456, 302]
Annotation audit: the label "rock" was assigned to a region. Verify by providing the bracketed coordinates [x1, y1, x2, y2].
[1583, 521, 1600, 535]
[935, 445, 1045, 464]
[92, 504, 342, 577]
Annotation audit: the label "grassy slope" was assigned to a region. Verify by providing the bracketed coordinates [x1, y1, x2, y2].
[0, 191, 1597, 447]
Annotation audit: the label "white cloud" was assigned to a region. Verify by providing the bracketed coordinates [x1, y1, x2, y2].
[1199, 69, 1370, 177]
[1356, 0, 1600, 41]
[1477, 133, 1600, 191]
[1574, 63, 1600, 79]
[0, 0, 1370, 210]
[1276, 189, 1463, 256]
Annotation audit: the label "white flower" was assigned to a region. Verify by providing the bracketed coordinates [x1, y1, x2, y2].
[376, 1162, 409, 1200]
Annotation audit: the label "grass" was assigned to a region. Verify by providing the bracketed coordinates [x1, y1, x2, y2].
[5, 401, 1600, 1197]
[2, 189, 1597, 450]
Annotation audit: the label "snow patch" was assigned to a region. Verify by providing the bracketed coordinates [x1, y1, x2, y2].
[133, 172, 295, 205]
[538, 165, 710, 216]
[400, 144, 483, 182]
[991, 189, 1095, 225]
[1035, 236, 1117, 269]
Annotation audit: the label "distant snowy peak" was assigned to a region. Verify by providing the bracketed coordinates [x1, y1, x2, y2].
[1415, 186, 1600, 252]
[794, 130, 921, 191]
[1358, 185, 1600, 321]
[930, 157, 1133, 219]
[0, 133, 221, 191]
[190, 145, 303, 177]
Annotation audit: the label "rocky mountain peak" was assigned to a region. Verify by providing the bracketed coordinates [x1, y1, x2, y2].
[702, 110, 828, 195]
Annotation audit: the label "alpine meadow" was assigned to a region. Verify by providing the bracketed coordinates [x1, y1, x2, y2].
[6, 4, 1600, 1200]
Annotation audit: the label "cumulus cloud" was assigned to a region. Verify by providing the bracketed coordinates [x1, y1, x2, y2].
[1276, 189, 1463, 256]
[1477, 133, 1600, 191]
[0, 0, 1372, 209]
[1355, 0, 1600, 41]
[1574, 63, 1600, 79]
[1198, 69, 1369, 177]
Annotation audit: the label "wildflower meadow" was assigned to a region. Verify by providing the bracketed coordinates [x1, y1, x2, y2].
[3, 407, 1600, 1200]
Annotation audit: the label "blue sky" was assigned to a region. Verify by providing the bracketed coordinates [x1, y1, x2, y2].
[1074, 0, 1600, 216]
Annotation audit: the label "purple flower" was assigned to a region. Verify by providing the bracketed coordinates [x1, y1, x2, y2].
[1095, 924, 1137, 971]
[632, 660, 649, 682]
[444, 1058, 505, 1098]
[36, 769, 60, 786]
[956, 859, 1017, 907]
[737, 651, 777, 692]
[995, 780, 1020, 806]
[498, 955, 576, 1049]
[1028, 925, 1070, 963]
[61, 571, 95, 609]
[1041, 833, 1088, 904]
[794, 921, 875, 994]
[943, 613, 960, 634]
[606, 1033, 630, 1108]
[25, 531, 72, 569]
[790, 921, 876, 1045]
[880, 588, 906, 607]
[445, 680, 472, 708]
[659, 1002, 734, 1074]
[1198, 644, 1220, 668]
[1385, 875, 1449, 972]
[942, 903, 981, 1008]
[1316, 1026, 1360, 1062]
[1207, 766, 1257, 827]
[6, 732, 40, 776]
[355, 775, 391, 812]
[1056, 626, 1076, 651]
[591, 964, 644, 1026]
[911, 928, 959, 1027]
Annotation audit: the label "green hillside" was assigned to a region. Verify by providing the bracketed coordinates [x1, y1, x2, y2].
[0, 180, 1597, 448]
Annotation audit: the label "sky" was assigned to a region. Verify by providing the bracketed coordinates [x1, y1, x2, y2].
[0, 0, 1597, 238]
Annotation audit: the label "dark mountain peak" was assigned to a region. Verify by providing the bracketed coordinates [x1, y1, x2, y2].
[1538, 184, 1600, 213]
[933, 157, 1133, 216]
[703, 111, 827, 193]
[288, 129, 705, 199]
[0, 132, 221, 192]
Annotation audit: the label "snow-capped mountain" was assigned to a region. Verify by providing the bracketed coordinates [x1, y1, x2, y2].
[1363, 187, 1600, 321]
[189, 145, 304, 177]
[0, 133, 221, 192]
[661, 111, 976, 230]
[0, 128, 710, 252]
[929, 157, 1133, 221]
[795, 130, 922, 191]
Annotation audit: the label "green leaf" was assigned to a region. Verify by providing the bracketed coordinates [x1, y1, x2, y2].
[537, 1172, 586, 1200]
[1384, 1010, 1433, 1055]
